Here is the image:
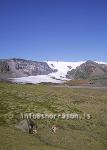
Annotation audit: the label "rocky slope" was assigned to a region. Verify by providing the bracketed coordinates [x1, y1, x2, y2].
[0, 58, 54, 80]
[67, 60, 107, 79]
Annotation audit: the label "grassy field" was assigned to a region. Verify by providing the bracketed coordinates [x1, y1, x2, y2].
[0, 82, 107, 150]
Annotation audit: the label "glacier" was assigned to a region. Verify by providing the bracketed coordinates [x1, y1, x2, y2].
[10, 61, 107, 84]
[46, 61, 85, 80]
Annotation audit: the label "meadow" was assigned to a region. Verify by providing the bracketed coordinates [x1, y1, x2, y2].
[0, 82, 107, 150]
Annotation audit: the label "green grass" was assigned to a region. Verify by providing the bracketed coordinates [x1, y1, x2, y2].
[0, 82, 107, 150]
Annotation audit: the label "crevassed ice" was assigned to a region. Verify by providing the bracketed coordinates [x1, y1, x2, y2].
[46, 61, 85, 80]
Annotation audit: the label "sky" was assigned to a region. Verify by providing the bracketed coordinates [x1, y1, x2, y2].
[0, 0, 107, 62]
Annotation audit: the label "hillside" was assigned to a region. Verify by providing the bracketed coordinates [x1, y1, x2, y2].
[67, 60, 107, 80]
[0, 82, 107, 150]
[66, 61, 107, 87]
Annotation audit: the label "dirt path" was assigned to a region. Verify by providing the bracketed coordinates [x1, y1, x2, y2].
[52, 85, 107, 89]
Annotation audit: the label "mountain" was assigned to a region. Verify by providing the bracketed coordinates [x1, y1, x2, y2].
[67, 60, 107, 79]
[8, 60, 84, 84]
[0, 59, 107, 85]
[0, 58, 55, 81]
[66, 60, 107, 87]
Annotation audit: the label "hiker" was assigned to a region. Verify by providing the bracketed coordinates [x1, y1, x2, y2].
[51, 125, 58, 133]
[28, 119, 38, 134]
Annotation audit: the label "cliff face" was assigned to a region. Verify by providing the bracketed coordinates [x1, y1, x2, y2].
[0, 58, 54, 80]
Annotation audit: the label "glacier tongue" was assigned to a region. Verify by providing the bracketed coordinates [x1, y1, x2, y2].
[46, 61, 85, 80]
[11, 75, 64, 84]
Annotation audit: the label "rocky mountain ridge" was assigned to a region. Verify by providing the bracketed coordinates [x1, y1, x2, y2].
[67, 60, 107, 79]
[0, 58, 55, 80]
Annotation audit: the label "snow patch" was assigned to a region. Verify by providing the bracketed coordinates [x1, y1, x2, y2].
[95, 61, 107, 65]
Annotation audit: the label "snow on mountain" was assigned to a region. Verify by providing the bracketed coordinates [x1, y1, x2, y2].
[95, 61, 107, 65]
[10, 60, 107, 84]
[10, 61, 85, 84]
[46, 61, 85, 80]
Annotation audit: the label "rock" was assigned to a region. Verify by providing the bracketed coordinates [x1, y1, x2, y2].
[15, 119, 38, 134]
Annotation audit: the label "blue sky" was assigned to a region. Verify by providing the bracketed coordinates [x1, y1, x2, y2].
[0, 0, 107, 61]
